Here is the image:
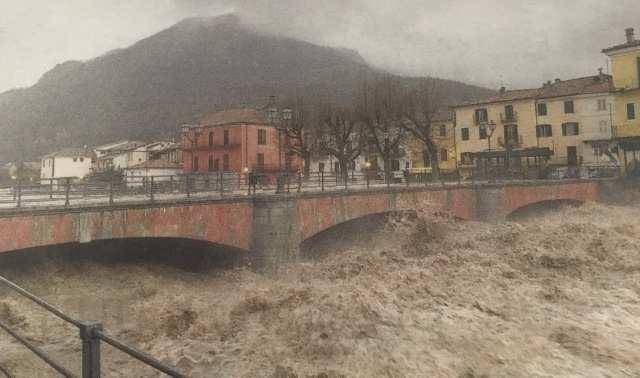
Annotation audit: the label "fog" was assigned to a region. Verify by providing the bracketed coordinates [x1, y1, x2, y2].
[1, 0, 637, 92]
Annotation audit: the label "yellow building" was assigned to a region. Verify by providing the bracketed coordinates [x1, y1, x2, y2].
[603, 28, 640, 170]
[452, 75, 615, 178]
[409, 112, 457, 173]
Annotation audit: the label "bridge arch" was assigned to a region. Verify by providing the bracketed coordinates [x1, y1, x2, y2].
[0, 237, 250, 272]
[506, 199, 584, 220]
[299, 210, 417, 259]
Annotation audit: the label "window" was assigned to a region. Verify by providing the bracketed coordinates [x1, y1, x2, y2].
[461, 152, 473, 165]
[504, 105, 514, 120]
[257, 153, 265, 171]
[318, 162, 325, 172]
[536, 124, 553, 138]
[193, 156, 199, 171]
[537, 103, 547, 116]
[223, 130, 229, 146]
[80, 157, 84, 162]
[258, 129, 267, 145]
[597, 99, 607, 111]
[73, 158, 78, 162]
[223, 154, 229, 171]
[479, 125, 488, 140]
[391, 160, 400, 171]
[593, 143, 608, 157]
[208, 132, 214, 147]
[440, 149, 448, 162]
[504, 125, 519, 144]
[439, 125, 446, 137]
[562, 122, 580, 136]
[564, 100, 574, 114]
[628, 103, 636, 120]
[214, 158, 219, 171]
[461, 128, 470, 141]
[474, 108, 488, 125]
[208, 155, 214, 172]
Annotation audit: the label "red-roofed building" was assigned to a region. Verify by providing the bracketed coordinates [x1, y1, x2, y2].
[181, 107, 301, 175]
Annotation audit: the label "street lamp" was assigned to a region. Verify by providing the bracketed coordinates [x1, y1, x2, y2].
[485, 120, 497, 151]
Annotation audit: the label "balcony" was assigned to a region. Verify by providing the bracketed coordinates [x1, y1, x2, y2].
[497, 135, 524, 148]
[500, 112, 518, 124]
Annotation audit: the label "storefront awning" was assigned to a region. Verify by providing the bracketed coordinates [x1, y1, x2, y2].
[616, 136, 640, 151]
[470, 147, 554, 159]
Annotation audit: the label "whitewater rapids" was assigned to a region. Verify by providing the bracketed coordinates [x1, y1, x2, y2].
[0, 201, 639, 377]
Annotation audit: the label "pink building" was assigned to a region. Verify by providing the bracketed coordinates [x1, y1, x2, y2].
[181, 108, 301, 175]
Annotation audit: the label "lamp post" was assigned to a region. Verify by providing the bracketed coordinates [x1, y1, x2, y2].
[282, 108, 293, 172]
[485, 120, 497, 151]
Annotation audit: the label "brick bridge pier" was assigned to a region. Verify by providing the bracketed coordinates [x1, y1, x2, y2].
[0, 180, 613, 268]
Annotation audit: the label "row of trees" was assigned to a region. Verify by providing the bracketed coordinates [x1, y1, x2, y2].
[282, 76, 448, 182]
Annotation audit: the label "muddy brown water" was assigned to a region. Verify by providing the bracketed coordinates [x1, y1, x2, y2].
[0, 202, 640, 377]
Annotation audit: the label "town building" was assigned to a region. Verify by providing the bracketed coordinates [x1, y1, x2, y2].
[123, 159, 183, 188]
[452, 74, 615, 178]
[408, 111, 458, 174]
[603, 27, 640, 173]
[40, 148, 95, 183]
[181, 108, 301, 175]
[94, 141, 146, 172]
[145, 141, 181, 163]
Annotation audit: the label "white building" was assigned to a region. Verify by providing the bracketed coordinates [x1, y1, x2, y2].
[124, 160, 183, 188]
[41, 148, 95, 183]
[94, 141, 146, 172]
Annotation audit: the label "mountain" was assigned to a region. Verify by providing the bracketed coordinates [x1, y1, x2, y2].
[0, 14, 493, 162]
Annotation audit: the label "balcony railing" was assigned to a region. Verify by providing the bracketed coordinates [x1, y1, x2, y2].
[497, 135, 523, 148]
[500, 112, 518, 124]
[182, 142, 241, 151]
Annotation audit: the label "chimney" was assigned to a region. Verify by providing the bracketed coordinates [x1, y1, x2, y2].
[626, 27, 635, 43]
[499, 86, 506, 95]
[554, 78, 561, 83]
[598, 67, 604, 75]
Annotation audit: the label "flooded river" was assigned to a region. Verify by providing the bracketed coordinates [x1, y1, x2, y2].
[0, 201, 639, 377]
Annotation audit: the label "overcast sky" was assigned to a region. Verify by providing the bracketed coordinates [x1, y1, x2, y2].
[1, 0, 638, 93]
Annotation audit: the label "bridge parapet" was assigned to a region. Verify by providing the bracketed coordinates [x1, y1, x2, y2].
[0, 179, 611, 265]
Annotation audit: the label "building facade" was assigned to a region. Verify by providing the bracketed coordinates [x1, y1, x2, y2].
[94, 141, 146, 172]
[603, 28, 640, 172]
[408, 112, 458, 173]
[181, 108, 301, 175]
[453, 75, 615, 177]
[41, 148, 95, 183]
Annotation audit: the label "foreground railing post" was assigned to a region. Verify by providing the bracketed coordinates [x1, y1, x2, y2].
[366, 172, 370, 190]
[108, 182, 114, 205]
[49, 179, 54, 199]
[80, 321, 103, 378]
[321, 171, 325, 191]
[297, 172, 302, 193]
[185, 174, 191, 199]
[16, 180, 22, 208]
[149, 176, 155, 203]
[219, 172, 224, 197]
[64, 178, 71, 207]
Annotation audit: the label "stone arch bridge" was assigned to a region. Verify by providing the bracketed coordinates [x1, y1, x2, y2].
[0, 180, 611, 267]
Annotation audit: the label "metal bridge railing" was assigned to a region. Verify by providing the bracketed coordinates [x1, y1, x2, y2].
[0, 275, 188, 378]
[0, 168, 621, 211]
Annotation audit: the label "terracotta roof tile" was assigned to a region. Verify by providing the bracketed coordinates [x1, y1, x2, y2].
[198, 108, 271, 126]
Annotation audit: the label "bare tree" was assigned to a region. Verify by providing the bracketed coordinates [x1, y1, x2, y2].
[282, 98, 319, 177]
[400, 80, 446, 181]
[319, 105, 364, 183]
[356, 76, 407, 183]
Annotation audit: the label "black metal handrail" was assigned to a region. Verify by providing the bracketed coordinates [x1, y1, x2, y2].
[0, 168, 620, 212]
[0, 363, 12, 378]
[0, 274, 187, 378]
